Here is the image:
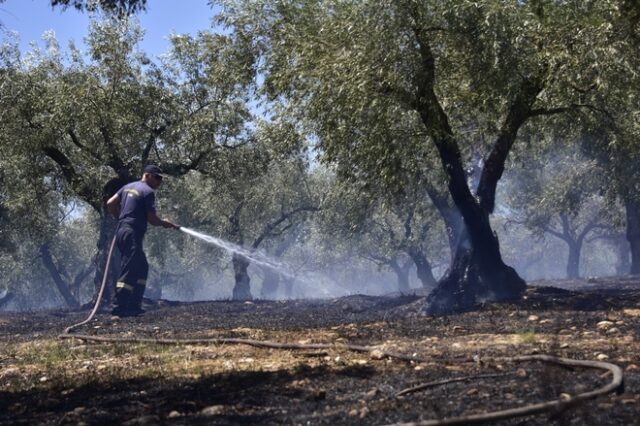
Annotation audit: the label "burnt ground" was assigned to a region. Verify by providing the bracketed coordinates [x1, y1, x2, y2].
[1, 277, 639, 425]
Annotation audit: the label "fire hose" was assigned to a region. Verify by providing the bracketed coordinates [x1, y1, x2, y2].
[58, 233, 624, 425]
[63, 234, 118, 335]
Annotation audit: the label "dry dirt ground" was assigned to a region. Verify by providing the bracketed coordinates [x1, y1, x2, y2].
[1, 277, 639, 425]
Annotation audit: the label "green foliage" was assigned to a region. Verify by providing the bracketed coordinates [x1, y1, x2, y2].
[0, 0, 150, 16]
[0, 17, 254, 212]
[219, 0, 620, 187]
[185, 120, 315, 243]
[318, 177, 445, 273]
[507, 148, 602, 230]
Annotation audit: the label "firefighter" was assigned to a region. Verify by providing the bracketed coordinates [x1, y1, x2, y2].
[106, 165, 180, 317]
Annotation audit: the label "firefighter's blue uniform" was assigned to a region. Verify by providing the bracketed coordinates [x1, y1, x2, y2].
[112, 180, 156, 316]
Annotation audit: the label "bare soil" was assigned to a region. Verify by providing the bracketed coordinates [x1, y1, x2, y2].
[1, 276, 639, 425]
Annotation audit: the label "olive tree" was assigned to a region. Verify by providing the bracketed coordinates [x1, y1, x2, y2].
[503, 147, 615, 279]
[0, 18, 254, 303]
[0, 147, 97, 309]
[219, 0, 624, 313]
[164, 120, 319, 300]
[318, 178, 447, 292]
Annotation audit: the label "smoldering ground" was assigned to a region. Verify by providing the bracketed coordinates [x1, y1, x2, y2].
[1, 277, 639, 425]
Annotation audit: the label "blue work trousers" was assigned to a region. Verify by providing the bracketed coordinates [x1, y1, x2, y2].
[114, 224, 148, 311]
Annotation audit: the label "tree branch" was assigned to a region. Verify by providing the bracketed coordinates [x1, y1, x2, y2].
[98, 126, 128, 175]
[41, 146, 100, 211]
[477, 76, 544, 214]
[252, 206, 319, 249]
[362, 251, 392, 267]
[578, 222, 608, 245]
[529, 103, 614, 121]
[542, 222, 569, 242]
[39, 243, 80, 308]
[141, 125, 167, 165]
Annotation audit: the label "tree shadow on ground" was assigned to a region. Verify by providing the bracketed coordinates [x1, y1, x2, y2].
[0, 363, 379, 425]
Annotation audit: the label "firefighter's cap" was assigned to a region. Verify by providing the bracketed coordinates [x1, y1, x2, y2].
[143, 164, 165, 177]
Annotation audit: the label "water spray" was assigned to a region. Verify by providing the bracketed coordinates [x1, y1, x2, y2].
[180, 227, 294, 278]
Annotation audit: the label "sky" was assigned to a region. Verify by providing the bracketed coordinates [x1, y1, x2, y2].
[0, 0, 221, 58]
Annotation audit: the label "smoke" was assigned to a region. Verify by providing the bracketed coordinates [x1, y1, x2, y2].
[495, 143, 623, 281]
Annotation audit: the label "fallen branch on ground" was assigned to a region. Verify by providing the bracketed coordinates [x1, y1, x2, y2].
[396, 373, 511, 397]
[58, 333, 436, 363]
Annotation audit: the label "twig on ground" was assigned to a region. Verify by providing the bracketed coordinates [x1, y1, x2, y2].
[396, 373, 511, 397]
[58, 333, 442, 364]
[300, 351, 329, 357]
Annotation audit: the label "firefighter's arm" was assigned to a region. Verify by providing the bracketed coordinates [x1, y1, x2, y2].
[106, 194, 121, 219]
[147, 211, 180, 230]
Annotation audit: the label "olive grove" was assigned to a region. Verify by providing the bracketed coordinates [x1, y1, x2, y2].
[1, 1, 639, 312]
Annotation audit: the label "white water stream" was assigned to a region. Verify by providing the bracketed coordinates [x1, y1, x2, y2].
[180, 227, 293, 278]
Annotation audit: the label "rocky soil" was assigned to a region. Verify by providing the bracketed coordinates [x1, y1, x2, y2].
[1, 277, 639, 425]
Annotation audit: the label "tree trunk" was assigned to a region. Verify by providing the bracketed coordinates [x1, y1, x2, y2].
[566, 240, 581, 279]
[232, 253, 253, 301]
[423, 165, 525, 315]
[411, 45, 532, 313]
[283, 275, 295, 299]
[40, 243, 80, 308]
[426, 226, 525, 315]
[425, 184, 464, 256]
[71, 263, 95, 301]
[91, 176, 130, 309]
[410, 28, 540, 313]
[614, 236, 631, 276]
[625, 199, 640, 274]
[389, 259, 411, 293]
[0, 290, 15, 310]
[408, 247, 437, 288]
[260, 267, 280, 299]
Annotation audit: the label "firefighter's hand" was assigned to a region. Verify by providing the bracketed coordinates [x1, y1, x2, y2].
[163, 220, 180, 230]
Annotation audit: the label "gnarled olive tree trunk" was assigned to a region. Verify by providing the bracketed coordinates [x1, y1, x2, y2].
[427, 224, 525, 315]
[424, 141, 526, 313]
[389, 258, 412, 293]
[40, 243, 80, 308]
[413, 29, 539, 313]
[231, 253, 253, 301]
[407, 247, 437, 289]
